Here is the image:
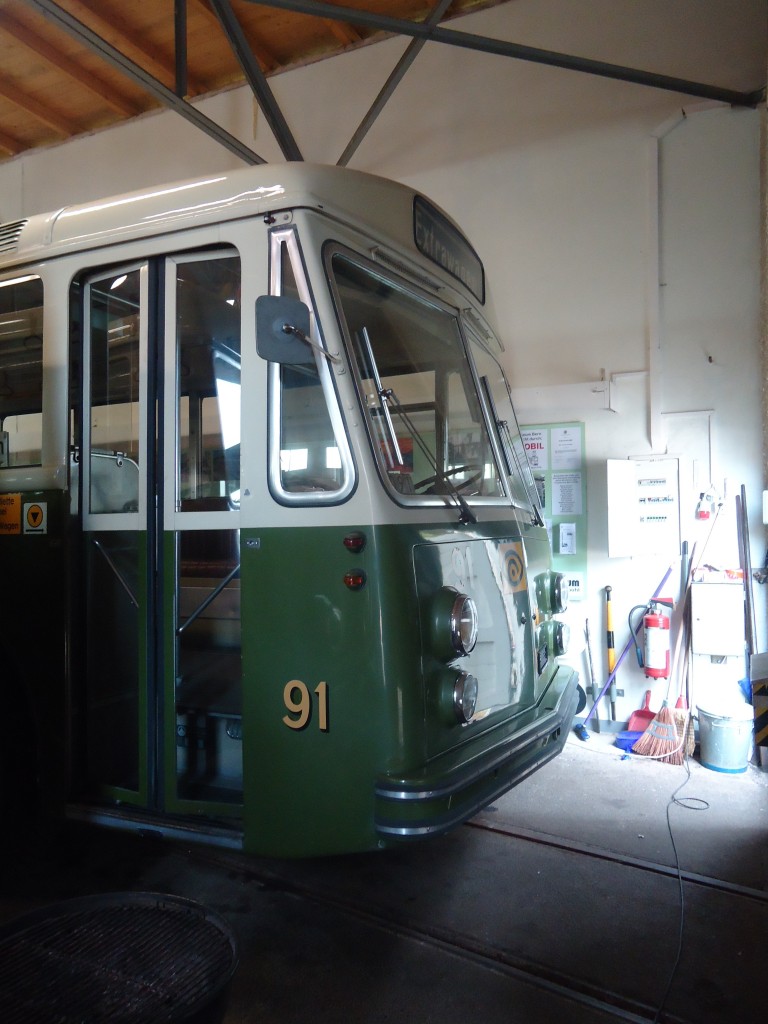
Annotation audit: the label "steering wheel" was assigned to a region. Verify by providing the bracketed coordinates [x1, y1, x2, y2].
[414, 464, 482, 494]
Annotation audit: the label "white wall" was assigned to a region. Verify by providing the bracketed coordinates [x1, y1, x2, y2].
[0, 2, 763, 720]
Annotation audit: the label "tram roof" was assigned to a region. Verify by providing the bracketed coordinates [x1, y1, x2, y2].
[0, 163, 446, 270]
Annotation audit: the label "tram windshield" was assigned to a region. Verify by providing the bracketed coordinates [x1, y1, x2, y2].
[330, 254, 535, 513]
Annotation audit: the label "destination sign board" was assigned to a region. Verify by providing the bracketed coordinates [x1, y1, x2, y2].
[413, 196, 485, 304]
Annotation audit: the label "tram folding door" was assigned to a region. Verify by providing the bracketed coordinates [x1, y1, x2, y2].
[80, 264, 150, 803]
[76, 252, 244, 824]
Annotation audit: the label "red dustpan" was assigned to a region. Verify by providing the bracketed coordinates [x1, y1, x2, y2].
[627, 690, 656, 732]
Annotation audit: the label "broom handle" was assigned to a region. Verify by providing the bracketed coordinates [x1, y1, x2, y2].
[669, 543, 698, 701]
[581, 565, 673, 727]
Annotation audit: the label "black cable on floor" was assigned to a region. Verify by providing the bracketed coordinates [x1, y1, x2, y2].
[652, 756, 709, 1024]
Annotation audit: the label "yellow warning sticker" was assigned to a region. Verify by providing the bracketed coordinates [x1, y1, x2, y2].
[0, 493, 21, 535]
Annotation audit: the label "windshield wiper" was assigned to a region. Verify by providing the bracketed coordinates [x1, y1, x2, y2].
[358, 327, 477, 526]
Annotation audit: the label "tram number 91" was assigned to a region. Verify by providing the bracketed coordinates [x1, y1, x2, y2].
[282, 680, 329, 732]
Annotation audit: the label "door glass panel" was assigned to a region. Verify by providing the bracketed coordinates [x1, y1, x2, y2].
[176, 256, 240, 507]
[88, 270, 142, 514]
[173, 254, 243, 805]
[85, 531, 141, 792]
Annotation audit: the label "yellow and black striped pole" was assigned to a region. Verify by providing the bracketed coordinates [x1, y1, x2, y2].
[605, 585, 617, 720]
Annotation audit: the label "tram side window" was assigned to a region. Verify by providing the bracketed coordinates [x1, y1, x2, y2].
[176, 254, 241, 509]
[0, 275, 43, 468]
[276, 240, 345, 496]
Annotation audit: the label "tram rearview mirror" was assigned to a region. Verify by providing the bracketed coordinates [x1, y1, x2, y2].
[256, 295, 314, 364]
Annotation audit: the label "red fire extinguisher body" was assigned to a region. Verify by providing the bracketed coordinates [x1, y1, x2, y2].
[644, 605, 670, 679]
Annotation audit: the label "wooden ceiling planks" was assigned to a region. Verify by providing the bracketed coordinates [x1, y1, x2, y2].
[0, 0, 497, 161]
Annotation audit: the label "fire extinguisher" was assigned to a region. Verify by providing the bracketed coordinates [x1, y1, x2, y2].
[630, 600, 672, 679]
[643, 601, 671, 679]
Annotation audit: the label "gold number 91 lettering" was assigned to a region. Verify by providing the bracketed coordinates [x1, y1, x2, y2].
[282, 680, 329, 732]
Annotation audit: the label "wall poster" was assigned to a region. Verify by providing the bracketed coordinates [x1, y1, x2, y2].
[521, 421, 587, 600]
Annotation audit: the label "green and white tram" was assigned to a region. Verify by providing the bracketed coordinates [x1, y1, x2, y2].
[0, 164, 577, 857]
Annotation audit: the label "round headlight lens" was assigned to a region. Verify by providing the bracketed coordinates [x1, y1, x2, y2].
[536, 620, 571, 659]
[450, 594, 478, 656]
[534, 570, 569, 615]
[453, 672, 479, 724]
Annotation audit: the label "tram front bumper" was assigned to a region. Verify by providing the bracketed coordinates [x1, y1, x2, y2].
[374, 665, 579, 840]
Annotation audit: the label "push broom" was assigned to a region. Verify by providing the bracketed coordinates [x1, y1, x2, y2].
[574, 565, 673, 741]
[631, 699, 684, 764]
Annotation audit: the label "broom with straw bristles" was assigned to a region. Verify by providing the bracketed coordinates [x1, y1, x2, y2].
[632, 549, 696, 766]
[632, 700, 685, 764]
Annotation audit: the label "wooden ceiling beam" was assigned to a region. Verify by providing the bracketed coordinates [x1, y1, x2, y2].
[322, 18, 362, 47]
[0, 10, 142, 118]
[62, 0, 207, 96]
[0, 125, 24, 156]
[0, 76, 79, 136]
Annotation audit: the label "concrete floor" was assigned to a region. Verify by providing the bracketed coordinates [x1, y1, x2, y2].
[1, 730, 767, 1024]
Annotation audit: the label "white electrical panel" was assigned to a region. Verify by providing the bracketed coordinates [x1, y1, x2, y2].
[690, 582, 745, 656]
[607, 457, 681, 558]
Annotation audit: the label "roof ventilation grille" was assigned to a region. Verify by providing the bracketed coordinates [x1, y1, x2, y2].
[0, 219, 28, 254]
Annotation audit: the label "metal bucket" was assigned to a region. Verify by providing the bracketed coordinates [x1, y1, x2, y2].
[697, 703, 754, 773]
[0, 892, 239, 1023]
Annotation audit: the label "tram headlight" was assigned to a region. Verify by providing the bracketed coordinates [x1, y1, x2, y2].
[534, 570, 569, 615]
[430, 588, 479, 660]
[536, 620, 570, 658]
[450, 593, 478, 656]
[453, 672, 479, 725]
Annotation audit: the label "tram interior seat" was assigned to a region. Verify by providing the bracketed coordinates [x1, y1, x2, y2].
[69, 451, 140, 514]
[388, 470, 415, 494]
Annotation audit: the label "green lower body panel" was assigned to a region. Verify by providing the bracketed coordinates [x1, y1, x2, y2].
[374, 665, 580, 839]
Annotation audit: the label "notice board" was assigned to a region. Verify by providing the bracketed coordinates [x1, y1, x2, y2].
[521, 422, 587, 600]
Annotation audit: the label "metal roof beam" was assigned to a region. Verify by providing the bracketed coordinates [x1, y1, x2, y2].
[337, 0, 453, 167]
[26, 0, 267, 165]
[249, 0, 765, 108]
[192, 0, 279, 72]
[209, 0, 303, 161]
[64, 0, 208, 95]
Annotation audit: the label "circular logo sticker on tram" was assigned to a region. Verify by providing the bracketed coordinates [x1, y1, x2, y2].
[499, 542, 526, 593]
